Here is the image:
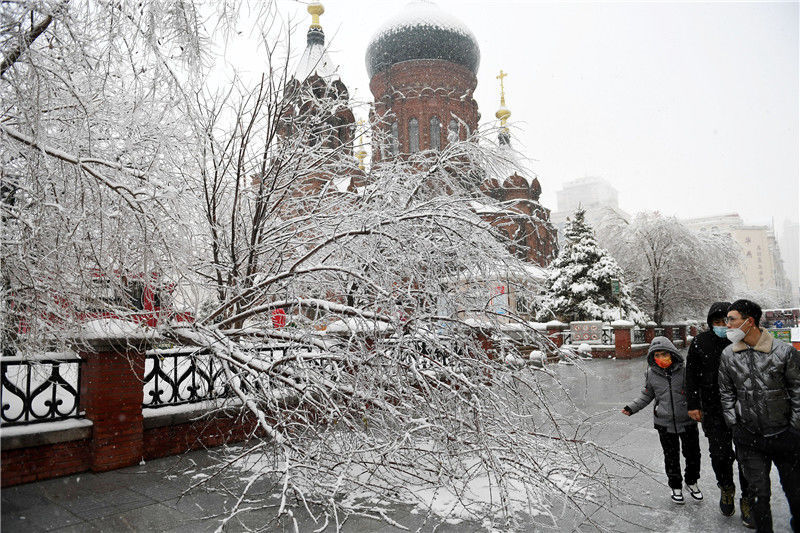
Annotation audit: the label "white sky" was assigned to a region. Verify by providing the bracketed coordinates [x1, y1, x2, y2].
[260, 1, 799, 240]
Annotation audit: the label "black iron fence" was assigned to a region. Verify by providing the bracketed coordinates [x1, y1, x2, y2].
[143, 344, 318, 409]
[633, 328, 645, 344]
[1, 353, 83, 427]
[143, 348, 225, 408]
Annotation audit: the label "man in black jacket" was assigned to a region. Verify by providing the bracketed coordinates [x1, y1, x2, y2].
[719, 299, 800, 533]
[686, 301, 752, 523]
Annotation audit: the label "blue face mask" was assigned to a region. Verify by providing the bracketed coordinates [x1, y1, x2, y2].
[713, 326, 728, 338]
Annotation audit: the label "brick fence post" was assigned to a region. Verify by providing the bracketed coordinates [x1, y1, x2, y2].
[644, 321, 656, 344]
[662, 323, 674, 342]
[612, 320, 634, 359]
[545, 320, 566, 347]
[645, 322, 656, 343]
[678, 322, 688, 344]
[74, 319, 158, 472]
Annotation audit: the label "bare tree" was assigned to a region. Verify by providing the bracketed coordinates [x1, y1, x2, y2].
[598, 212, 738, 323]
[2, 2, 641, 530]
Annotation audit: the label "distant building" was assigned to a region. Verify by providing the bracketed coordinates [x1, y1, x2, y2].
[779, 220, 800, 305]
[683, 213, 793, 305]
[550, 176, 630, 242]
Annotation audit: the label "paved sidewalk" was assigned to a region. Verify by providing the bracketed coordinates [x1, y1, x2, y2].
[1, 357, 793, 532]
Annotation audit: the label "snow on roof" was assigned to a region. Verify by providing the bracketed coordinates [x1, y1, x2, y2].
[369, 1, 476, 43]
[468, 200, 502, 214]
[332, 176, 351, 193]
[294, 42, 340, 83]
[326, 317, 394, 334]
[487, 143, 536, 187]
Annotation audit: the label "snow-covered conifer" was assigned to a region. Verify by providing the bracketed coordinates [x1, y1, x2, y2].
[538, 209, 647, 323]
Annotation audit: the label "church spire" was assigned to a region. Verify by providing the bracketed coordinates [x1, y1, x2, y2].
[307, 2, 325, 46]
[495, 69, 511, 145]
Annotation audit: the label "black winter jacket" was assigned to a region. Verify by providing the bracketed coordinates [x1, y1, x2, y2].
[686, 302, 732, 416]
[686, 331, 730, 414]
[718, 329, 800, 436]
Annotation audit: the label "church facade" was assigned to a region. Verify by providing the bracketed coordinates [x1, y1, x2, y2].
[291, 1, 558, 267]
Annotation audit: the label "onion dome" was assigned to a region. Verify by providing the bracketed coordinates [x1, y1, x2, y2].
[365, 0, 480, 79]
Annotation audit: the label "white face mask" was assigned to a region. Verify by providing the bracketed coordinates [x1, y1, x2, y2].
[726, 320, 752, 343]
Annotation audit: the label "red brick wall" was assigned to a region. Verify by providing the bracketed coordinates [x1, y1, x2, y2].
[1, 413, 260, 487]
[370, 59, 479, 158]
[1, 439, 91, 487]
[143, 415, 258, 460]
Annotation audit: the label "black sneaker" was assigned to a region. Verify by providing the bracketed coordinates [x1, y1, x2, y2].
[719, 485, 735, 516]
[686, 483, 703, 501]
[741, 497, 755, 529]
[671, 488, 685, 504]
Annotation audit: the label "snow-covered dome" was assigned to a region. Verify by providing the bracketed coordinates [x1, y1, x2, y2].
[365, 1, 480, 79]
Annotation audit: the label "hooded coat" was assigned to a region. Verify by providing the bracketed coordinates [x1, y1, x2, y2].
[685, 302, 731, 415]
[625, 336, 696, 433]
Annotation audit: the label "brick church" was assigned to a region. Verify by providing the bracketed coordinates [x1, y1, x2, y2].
[290, 1, 558, 267]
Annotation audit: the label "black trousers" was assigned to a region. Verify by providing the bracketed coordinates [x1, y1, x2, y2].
[702, 413, 750, 496]
[657, 424, 701, 490]
[734, 426, 800, 533]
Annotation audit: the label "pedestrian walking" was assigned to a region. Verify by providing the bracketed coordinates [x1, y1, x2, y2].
[622, 336, 702, 504]
[686, 301, 753, 524]
[719, 299, 800, 533]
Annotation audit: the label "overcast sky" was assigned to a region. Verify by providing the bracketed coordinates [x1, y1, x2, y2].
[265, 0, 798, 239]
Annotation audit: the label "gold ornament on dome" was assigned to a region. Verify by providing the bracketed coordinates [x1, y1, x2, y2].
[308, 2, 324, 29]
[495, 69, 511, 128]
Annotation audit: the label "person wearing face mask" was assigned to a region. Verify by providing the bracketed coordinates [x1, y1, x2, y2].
[719, 299, 800, 533]
[622, 336, 702, 504]
[686, 302, 752, 522]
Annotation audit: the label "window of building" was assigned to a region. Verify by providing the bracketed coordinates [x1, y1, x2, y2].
[408, 118, 419, 153]
[430, 116, 441, 150]
[390, 122, 399, 155]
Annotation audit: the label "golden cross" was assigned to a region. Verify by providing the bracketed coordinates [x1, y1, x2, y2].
[496, 70, 509, 107]
[496, 70, 508, 99]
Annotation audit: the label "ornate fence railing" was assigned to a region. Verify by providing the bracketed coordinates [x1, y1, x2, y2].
[601, 327, 614, 345]
[143, 348, 226, 408]
[633, 328, 646, 344]
[143, 344, 318, 409]
[1, 353, 84, 427]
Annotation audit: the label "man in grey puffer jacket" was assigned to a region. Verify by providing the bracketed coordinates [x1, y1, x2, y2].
[623, 336, 701, 503]
[719, 299, 800, 532]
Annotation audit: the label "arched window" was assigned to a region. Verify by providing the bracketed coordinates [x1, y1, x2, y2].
[448, 119, 459, 144]
[430, 116, 441, 150]
[390, 122, 399, 155]
[408, 118, 419, 153]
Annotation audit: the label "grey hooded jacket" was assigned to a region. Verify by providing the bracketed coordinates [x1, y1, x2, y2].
[625, 336, 696, 433]
[718, 328, 800, 436]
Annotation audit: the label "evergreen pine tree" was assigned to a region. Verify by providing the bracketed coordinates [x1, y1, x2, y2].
[538, 209, 647, 323]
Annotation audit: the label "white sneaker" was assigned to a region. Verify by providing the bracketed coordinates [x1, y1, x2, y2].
[671, 488, 685, 504]
[686, 483, 703, 501]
